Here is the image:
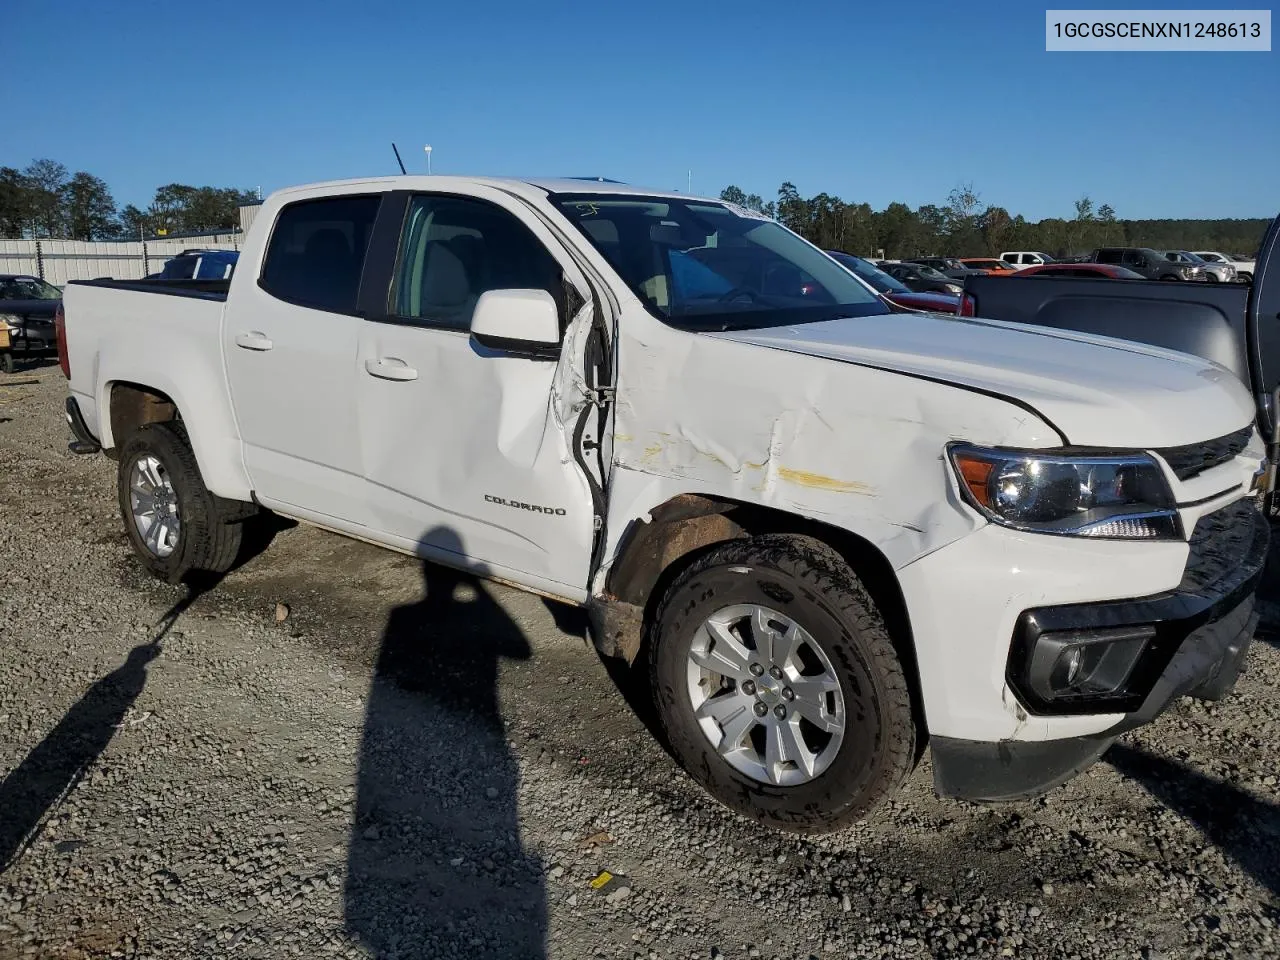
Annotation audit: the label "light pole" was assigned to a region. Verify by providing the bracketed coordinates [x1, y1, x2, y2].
[424, 144, 433, 175]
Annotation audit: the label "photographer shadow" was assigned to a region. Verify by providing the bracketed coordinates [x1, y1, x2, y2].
[345, 528, 546, 958]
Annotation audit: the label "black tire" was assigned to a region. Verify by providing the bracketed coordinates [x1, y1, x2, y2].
[1159, 274, 1180, 281]
[117, 422, 244, 584]
[0, 351, 13, 374]
[649, 534, 917, 833]
[1204, 273, 1219, 282]
[1239, 272, 1253, 284]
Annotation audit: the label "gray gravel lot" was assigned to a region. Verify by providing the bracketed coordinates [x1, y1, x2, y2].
[2, 360, 1280, 959]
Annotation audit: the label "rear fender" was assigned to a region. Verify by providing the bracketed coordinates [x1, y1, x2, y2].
[97, 345, 251, 501]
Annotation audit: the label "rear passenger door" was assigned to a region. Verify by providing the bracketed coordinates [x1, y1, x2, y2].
[222, 192, 381, 526]
[352, 189, 599, 598]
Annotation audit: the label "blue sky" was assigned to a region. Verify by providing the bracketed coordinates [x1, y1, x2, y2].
[4, 0, 1276, 220]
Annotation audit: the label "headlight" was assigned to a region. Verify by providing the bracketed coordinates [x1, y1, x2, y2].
[948, 445, 1180, 539]
[945, 283, 963, 294]
[0, 313, 20, 333]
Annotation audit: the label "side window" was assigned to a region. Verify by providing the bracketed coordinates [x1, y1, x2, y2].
[260, 195, 381, 314]
[1096, 249, 1123, 265]
[1122, 250, 1146, 266]
[1001, 254, 1017, 264]
[389, 194, 563, 330]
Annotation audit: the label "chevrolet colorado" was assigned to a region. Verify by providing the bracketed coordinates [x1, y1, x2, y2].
[57, 177, 1270, 832]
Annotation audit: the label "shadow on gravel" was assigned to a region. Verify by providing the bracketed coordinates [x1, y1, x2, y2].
[1107, 742, 1280, 896]
[346, 528, 546, 959]
[0, 587, 199, 873]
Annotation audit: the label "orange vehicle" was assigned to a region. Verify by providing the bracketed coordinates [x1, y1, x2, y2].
[959, 258, 1021, 275]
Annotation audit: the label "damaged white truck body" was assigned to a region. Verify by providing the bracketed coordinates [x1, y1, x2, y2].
[60, 177, 1270, 831]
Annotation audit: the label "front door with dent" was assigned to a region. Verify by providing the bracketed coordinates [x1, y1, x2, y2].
[355, 189, 598, 597]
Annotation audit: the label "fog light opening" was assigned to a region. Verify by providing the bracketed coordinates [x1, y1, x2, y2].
[1026, 626, 1156, 703]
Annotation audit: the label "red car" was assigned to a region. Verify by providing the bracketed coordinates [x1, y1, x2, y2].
[1012, 263, 1147, 280]
[825, 251, 961, 314]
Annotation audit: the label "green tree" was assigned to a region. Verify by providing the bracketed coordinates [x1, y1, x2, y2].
[24, 158, 69, 237]
[63, 172, 117, 240]
[0, 167, 31, 238]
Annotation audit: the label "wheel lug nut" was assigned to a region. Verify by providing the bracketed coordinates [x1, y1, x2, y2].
[773, 705, 786, 720]
[769, 666, 783, 680]
[753, 702, 768, 717]
[782, 687, 794, 701]
[749, 663, 764, 677]
[741, 680, 756, 695]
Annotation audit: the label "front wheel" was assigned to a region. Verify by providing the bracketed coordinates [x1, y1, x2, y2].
[0, 351, 13, 374]
[117, 422, 245, 584]
[1238, 272, 1253, 284]
[649, 534, 918, 833]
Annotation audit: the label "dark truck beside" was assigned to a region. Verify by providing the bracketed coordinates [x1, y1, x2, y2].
[960, 213, 1280, 504]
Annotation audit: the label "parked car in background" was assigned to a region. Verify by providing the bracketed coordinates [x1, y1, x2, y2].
[0, 274, 62, 368]
[879, 260, 965, 295]
[959, 258, 1019, 275]
[903, 257, 982, 281]
[1013, 263, 1148, 280]
[1195, 251, 1255, 283]
[1087, 247, 1205, 280]
[826, 251, 961, 313]
[1164, 251, 1236, 283]
[1000, 251, 1055, 270]
[146, 249, 240, 281]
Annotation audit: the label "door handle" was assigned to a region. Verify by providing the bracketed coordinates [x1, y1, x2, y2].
[365, 357, 418, 381]
[234, 331, 273, 351]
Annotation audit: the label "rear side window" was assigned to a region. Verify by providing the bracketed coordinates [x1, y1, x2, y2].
[1096, 249, 1123, 265]
[260, 195, 381, 314]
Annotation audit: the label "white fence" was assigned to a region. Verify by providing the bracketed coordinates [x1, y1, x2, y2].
[0, 238, 242, 286]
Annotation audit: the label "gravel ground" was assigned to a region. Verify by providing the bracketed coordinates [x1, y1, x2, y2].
[1, 359, 1280, 959]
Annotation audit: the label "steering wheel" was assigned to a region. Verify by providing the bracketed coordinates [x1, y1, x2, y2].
[717, 287, 761, 304]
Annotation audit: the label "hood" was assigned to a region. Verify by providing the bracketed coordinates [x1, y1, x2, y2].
[709, 312, 1255, 449]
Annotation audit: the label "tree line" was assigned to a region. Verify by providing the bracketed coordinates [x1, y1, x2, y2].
[720, 183, 1270, 259]
[0, 158, 257, 241]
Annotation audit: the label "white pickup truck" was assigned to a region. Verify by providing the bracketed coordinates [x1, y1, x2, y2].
[58, 176, 1270, 832]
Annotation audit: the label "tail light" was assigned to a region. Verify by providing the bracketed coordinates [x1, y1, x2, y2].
[958, 293, 977, 317]
[54, 302, 69, 379]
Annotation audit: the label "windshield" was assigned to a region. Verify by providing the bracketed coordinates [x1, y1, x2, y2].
[916, 265, 949, 281]
[1196, 252, 1224, 262]
[826, 251, 907, 294]
[0, 277, 60, 300]
[551, 194, 888, 331]
[1177, 252, 1207, 263]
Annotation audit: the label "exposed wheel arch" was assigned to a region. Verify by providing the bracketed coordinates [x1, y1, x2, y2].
[589, 493, 925, 748]
[107, 381, 178, 457]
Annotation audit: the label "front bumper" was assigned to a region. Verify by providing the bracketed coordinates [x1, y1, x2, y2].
[931, 499, 1268, 801]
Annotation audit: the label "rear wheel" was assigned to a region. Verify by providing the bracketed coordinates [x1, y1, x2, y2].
[649, 534, 917, 833]
[1239, 272, 1254, 284]
[117, 422, 246, 584]
[0, 351, 12, 374]
[1159, 274, 1180, 281]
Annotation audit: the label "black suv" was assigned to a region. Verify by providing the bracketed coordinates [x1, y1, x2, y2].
[1088, 247, 1205, 281]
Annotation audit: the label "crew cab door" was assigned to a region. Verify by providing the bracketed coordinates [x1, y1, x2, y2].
[222, 192, 382, 526]
[353, 188, 604, 598]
